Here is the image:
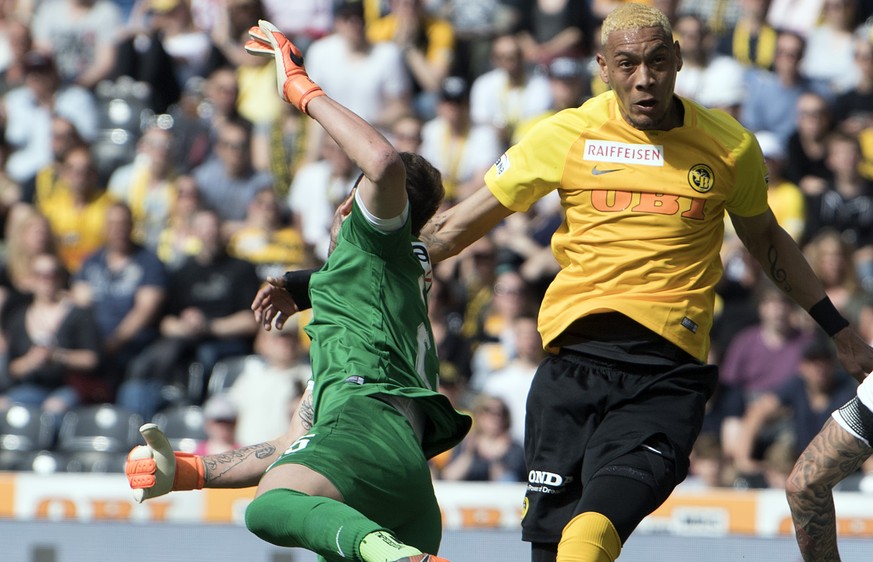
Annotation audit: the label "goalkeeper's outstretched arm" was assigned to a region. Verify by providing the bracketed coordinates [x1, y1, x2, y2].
[126, 383, 314, 501]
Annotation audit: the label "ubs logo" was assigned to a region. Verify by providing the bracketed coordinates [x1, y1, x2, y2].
[688, 164, 714, 193]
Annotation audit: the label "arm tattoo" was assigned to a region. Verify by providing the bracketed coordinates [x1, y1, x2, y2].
[767, 245, 792, 293]
[787, 419, 873, 562]
[202, 442, 277, 482]
[298, 393, 314, 430]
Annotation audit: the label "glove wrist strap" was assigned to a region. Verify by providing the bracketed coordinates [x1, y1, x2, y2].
[173, 453, 205, 490]
[284, 80, 324, 115]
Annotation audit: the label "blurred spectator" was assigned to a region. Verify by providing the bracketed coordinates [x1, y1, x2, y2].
[259, 0, 333, 53]
[109, 10, 182, 114]
[111, 0, 182, 114]
[235, 39, 285, 128]
[195, 67, 243, 156]
[833, 28, 873, 138]
[226, 324, 311, 446]
[420, 76, 501, 202]
[3, 52, 98, 183]
[801, 0, 863, 94]
[512, 56, 590, 143]
[227, 186, 312, 279]
[469, 268, 538, 384]
[428, 275, 473, 384]
[448, 235, 499, 339]
[0, 253, 103, 419]
[18, 116, 84, 210]
[683, 433, 731, 489]
[710, 241, 763, 363]
[676, 0, 743, 35]
[429, 360, 472, 478]
[71, 202, 168, 399]
[490, 195, 561, 298]
[440, 394, 526, 482]
[0, 204, 56, 332]
[388, 112, 424, 154]
[803, 228, 869, 319]
[232, 4, 282, 126]
[30, 0, 123, 88]
[513, 0, 596, 65]
[306, 0, 411, 133]
[439, 0, 520, 82]
[148, 0, 220, 89]
[0, 18, 31, 95]
[119, 207, 260, 418]
[287, 136, 360, 263]
[368, 0, 455, 121]
[672, 12, 746, 112]
[757, 130, 806, 242]
[785, 92, 835, 197]
[766, 0, 826, 36]
[251, 103, 312, 192]
[469, 32, 552, 149]
[0, 137, 21, 235]
[193, 392, 240, 455]
[715, 0, 778, 71]
[802, 132, 873, 258]
[740, 30, 833, 147]
[155, 174, 203, 269]
[108, 120, 180, 250]
[41, 144, 114, 273]
[192, 116, 274, 225]
[719, 281, 815, 405]
[209, 0, 268, 68]
[480, 315, 542, 443]
[731, 336, 857, 484]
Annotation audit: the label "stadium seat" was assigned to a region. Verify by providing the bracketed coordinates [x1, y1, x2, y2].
[0, 403, 57, 452]
[64, 450, 127, 473]
[56, 404, 143, 454]
[206, 355, 260, 396]
[0, 449, 68, 473]
[152, 405, 207, 453]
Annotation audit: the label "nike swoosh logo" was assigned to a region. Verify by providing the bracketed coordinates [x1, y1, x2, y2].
[591, 165, 623, 176]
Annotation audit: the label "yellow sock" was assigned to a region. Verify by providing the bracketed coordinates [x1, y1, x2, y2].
[359, 530, 422, 562]
[557, 512, 622, 562]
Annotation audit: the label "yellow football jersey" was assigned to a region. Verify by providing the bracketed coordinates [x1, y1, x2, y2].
[484, 90, 770, 362]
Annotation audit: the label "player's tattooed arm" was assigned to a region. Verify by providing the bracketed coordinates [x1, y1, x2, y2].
[298, 392, 314, 431]
[202, 442, 279, 487]
[787, 419, 872, 561]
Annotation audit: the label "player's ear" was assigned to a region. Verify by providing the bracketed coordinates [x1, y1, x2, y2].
[674, 40, 683, 72]
[596, 52, 610, 85]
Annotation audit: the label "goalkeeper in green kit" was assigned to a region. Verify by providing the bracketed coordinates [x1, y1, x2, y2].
[124, 20, 471, 562]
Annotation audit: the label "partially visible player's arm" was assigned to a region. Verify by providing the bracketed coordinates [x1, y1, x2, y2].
[420, 185, 514, 263]
[787, 418, 872, 562]
[245, 19, 406, 225]
[201, 382, 315, 487]
[731, 209, 873, 381]
[251, 270, 314, 331]
[127, 384, 315, 498]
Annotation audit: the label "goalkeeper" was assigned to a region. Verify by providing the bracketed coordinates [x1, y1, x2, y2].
[125, 20, 471, 562]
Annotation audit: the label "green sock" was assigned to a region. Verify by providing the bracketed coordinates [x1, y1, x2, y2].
[359, 530, 423, 562]
[245, 488, 382, 560]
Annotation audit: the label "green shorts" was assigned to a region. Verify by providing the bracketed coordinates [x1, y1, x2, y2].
[268, 393, 442, 551]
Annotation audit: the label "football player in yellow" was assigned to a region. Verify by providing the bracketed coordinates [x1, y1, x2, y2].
[421, 4, 873, 562]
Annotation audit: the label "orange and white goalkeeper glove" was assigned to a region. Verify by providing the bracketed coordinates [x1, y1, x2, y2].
[244, 19, 325, 115]
[125, 423, 205, 502]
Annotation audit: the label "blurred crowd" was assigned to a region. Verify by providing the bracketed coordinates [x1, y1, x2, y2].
[1, 0, 873, 488]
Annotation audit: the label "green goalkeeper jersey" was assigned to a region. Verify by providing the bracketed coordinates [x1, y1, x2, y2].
[304, 197, 471, 459]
